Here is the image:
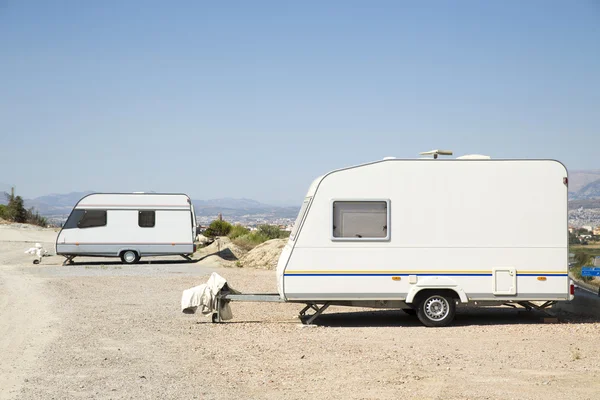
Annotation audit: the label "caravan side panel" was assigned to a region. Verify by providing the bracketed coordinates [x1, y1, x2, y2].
[281, 160, 568, 302]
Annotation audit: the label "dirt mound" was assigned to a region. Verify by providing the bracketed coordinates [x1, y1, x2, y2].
[239, 239, 286, 269]
[200, 237, 246, 261]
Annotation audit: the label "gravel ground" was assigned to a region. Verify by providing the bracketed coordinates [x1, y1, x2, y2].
[1, 225, 600, 400]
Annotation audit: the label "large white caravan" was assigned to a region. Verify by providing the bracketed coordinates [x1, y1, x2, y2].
[56, 193, 197, 264]
[269, 157, 573, 326]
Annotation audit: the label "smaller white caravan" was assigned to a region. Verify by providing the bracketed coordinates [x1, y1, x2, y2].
[56, 193, 197, 264]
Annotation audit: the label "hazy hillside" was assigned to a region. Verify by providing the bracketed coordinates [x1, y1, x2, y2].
[569, 198, 600, 210]
[568, 170, 600, 192]
[0, 191, 299, 220]
[192, 199, 298, 218]
[570, 178, 600, 201]
[25, 191, 94, 215]
[192, 198, 271, 210]
[569, 170, 600, 200]
[2, 168, 599, 218]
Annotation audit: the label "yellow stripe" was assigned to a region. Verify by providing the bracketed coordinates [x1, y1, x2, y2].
[286, 270, 489, 274]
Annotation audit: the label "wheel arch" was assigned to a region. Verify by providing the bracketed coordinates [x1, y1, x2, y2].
[406, 284, 468, 305]
[117, 248, 140, 258]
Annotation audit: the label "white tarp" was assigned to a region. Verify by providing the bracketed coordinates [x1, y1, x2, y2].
[24, 243, 48, 264]
[181, 272, 238, 320]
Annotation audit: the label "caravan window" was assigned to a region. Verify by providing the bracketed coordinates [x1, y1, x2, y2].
[332, 201, 389, 240]
[77, 210, 107, 229]
[62, 209, 85, 230]
[139, 211, 156, 228]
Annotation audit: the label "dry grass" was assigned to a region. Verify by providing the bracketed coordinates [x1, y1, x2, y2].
[571, 243, 600, 250]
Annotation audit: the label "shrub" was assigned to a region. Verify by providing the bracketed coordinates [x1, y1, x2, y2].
[231, 232, 270, 251]
[569, 231, 580, 245]
[257, 224, 291, 240]
[26, 208, 48, 227]
[1, 190, 48, 227]
[257, 224, 282, 240]
[203, 219, 232, 238]
[229, 225, 291, 251]
[228, 224, 250, 239]
[4, 193, 27, 223]
[572, 251, 594, 282]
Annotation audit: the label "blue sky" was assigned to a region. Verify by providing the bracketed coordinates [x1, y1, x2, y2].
[1, 1, 599, 204]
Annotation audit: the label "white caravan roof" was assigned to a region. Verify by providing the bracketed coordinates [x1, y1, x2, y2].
[302, 158, 566, 198]
[75, 193, 192, 210]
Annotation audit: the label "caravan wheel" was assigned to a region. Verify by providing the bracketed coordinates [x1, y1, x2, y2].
[416, 292, 456, 327]
[120, 250, 140, 264]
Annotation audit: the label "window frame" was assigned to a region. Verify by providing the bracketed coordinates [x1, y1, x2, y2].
[77, 209, 107, 229]
[62, 209, 85, 230]
[138, 210, 156, 228]
[290, 197, 312, 241]
[330, 199, 391, 242]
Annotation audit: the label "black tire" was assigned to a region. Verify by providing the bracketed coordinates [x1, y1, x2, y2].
[416, 292, 456, 327]
[401, 308, 417, 316]
[120, 250, 140, 265]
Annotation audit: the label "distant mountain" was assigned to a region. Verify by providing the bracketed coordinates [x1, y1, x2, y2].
[568, 170, 600, 192]
[569, 198, 600, 210]
[7, 192, 297, 219]
[26, 191, 95, 215]
[192, 198, 272, 210]
[569, 170, 600, 200]
[570, 178, 600, 201]
[8, 167, 600, 219]
[191, 198, 299, 218]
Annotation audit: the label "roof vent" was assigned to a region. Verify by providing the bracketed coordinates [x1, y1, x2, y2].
[456, 154, 491, 160]
[419, 149, 453, 159]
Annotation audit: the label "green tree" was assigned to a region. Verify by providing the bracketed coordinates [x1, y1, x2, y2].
[26, 207, 48, 227]
[569, 231, 580, 245]
[228, 224, 250, 239]
[257, 224, 282, 240]
[0, 204, 6, 219]
[257, 224, 290, 240]
[203, 219, 233, 238]
[573, 251, 594, 282]
[5, 192, 26, 223]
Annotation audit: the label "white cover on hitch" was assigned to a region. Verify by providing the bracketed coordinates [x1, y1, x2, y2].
[181, 272, 238, 320]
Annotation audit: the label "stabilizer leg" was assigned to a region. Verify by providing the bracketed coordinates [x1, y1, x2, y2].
[62, 256, 75, 266]
[302, 303, 331, 325]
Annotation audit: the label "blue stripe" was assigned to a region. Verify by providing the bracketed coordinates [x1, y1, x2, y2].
[285, 273, 491, 277]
